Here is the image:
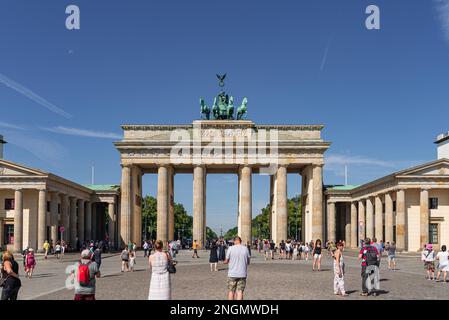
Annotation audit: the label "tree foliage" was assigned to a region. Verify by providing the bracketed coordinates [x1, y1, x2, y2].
[224, 195, 302, 241]
[142, 195, 218, 241]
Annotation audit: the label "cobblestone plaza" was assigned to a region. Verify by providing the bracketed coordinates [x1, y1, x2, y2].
[11, 249, 449, 300]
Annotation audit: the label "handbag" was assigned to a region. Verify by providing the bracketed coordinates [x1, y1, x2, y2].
[165, 253, 176, 274]
[0, 275, 9, 287]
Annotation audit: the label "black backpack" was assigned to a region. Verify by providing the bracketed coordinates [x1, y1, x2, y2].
[365, 246, 378, 266]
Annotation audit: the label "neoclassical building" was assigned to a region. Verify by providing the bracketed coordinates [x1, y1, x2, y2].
[324, 134, 449, 252]
[0, 158, 119, 252]
[115, 120, 330, 248]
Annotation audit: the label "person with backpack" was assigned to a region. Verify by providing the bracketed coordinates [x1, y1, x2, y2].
[24, 248, 36, 278]
[422, 244, 435, 280]
[70, 249, 100, 300]
[121, 247, 130, 272]
[358, 237, 379, 296]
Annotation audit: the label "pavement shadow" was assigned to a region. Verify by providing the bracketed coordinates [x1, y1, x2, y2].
[346, 290, 358, 295]
[375, 290, 389, 296]
[101, 274, 123, 279]
[28, 273, 56, 279]
[379, 278, 389, 282]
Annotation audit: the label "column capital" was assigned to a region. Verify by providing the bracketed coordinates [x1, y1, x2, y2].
[37, 187, 47, 192]
[312, 163, 324, 168]
[121, 163, 133, 169]
[193, 164, 206, 169]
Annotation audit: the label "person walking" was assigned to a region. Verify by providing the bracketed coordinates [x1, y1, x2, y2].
[312, 239, 323, 271]
[129, 251, 136, 271]
[209, 240, 219, 272]
[192, 240, 200, 258]
[148, 240, 172, 300]
[422, 244, 436, 280]
[372, 238, 383, 266]
[43, 240, 50, 259]
[0, 251, 21, 300]
[218, 240, 226, 263]
[70, 250, 100, 300]
[93, 246, 102, 271]
[143, 241, 149, 257]
[358, 237, 380, 296]
[224, 236, 251, 300]
[55, 242, 62, 259]
[269, 240, 275, 260]
[386, 241, 397, 271]
[121, 247, 130, 272]
[333, 242, 348, 296]
[279, 240, 286, 259]
[24, 248, 36, 278]
[436, 245, 448, 283]
[263, 240, 270, 260]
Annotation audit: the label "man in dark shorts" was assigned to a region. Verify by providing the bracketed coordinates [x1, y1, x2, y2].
[224, 236, 251, 300]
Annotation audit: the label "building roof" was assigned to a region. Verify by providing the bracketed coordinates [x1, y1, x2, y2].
[326, 185, 360, 191]
[84, 184, 120, 191]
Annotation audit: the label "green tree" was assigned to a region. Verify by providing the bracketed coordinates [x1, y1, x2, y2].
[223, 195, 302, 241]
[206, 227, 218, 240]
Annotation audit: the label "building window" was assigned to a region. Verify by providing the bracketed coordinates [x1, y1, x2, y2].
[429, 223, 439, 244]
[4, 224, 14, 245]
[429, 198, 438, 210]
[4, 199, 14, 210]
[393, 201, 397, 212]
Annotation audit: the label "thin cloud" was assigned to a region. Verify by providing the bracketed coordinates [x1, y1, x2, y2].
[6, 131, 67, 166]
[320, 37, 332, 72]
[0, 121, 25, 130]
[42, 126, 122, 139]
[0, 73, 72, 119]
[434, 0, 449, 42]
[326, 154, 394, 168]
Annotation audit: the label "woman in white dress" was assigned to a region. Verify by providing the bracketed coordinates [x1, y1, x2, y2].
[148, 240, 172, 300]
[436, 245, 448, 283]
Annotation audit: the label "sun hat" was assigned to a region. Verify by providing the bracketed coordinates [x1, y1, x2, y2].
[28, 248, 34, 252]
[81, 249, 91, 259]
[426, 243, 433, 250]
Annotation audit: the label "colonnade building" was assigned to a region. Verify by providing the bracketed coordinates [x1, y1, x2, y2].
[0, 157, 119, 252]
[324, 133, 449, 252]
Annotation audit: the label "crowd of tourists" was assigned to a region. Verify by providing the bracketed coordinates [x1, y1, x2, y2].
[1, 232, 448, 300]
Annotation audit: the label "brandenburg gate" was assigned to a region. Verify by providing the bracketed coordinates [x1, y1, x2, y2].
[115, 78, 330, 248]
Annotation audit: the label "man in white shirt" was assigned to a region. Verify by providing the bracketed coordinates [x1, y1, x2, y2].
[224, 236, 251, 300]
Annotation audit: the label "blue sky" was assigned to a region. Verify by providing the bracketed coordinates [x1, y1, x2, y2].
[1, 0, 449, 234]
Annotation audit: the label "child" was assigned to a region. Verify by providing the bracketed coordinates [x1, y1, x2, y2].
[129, 251, 136, 271]
[25, 248, 36, 278]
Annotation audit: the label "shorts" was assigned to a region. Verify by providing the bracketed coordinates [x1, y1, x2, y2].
[424, 261, 435, 271]
[439, 263, 448, 272]
[227, 277, 247, 292]
[314, 254, 321, 259]
[388, 255, 395, 261]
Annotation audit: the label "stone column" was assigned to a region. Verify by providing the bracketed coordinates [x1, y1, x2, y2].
[108, 202, 115, 246]
[420, 189, 429, 246]
[120, 164, 132, 247]
[77, 199, 85, 242]
[168, 166, 175, 241]
[396, 190, 406, 251]
[375, 195, 383, 241]
[193, 165, 205, 248]
[269, 174, 276, 242]
[91, 203, 97, 241]
[384, 193, 394, 243]
[350, 202, 357, 248]
[345, 203, 351, 244]
[358, 200, 366, 241]
[239, 166, 252, 244]
[61, 195, 69, 241]
[13, 189, 23, 252]
[37, 189, 47, 252]
[69, 197, 77, 245]
[312, 164, 324, 240]
[50, 192, 59, 244]
[327, 202, 336, 242]
[157, 165, 169, 244]
[85, 201, 92, 241]
[276, 165, 288, 243]
[366, 197, 374, 239]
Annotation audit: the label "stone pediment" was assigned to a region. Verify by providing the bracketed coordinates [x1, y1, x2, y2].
[0, 159, 47, 177]
[396, 159, 449, 177]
